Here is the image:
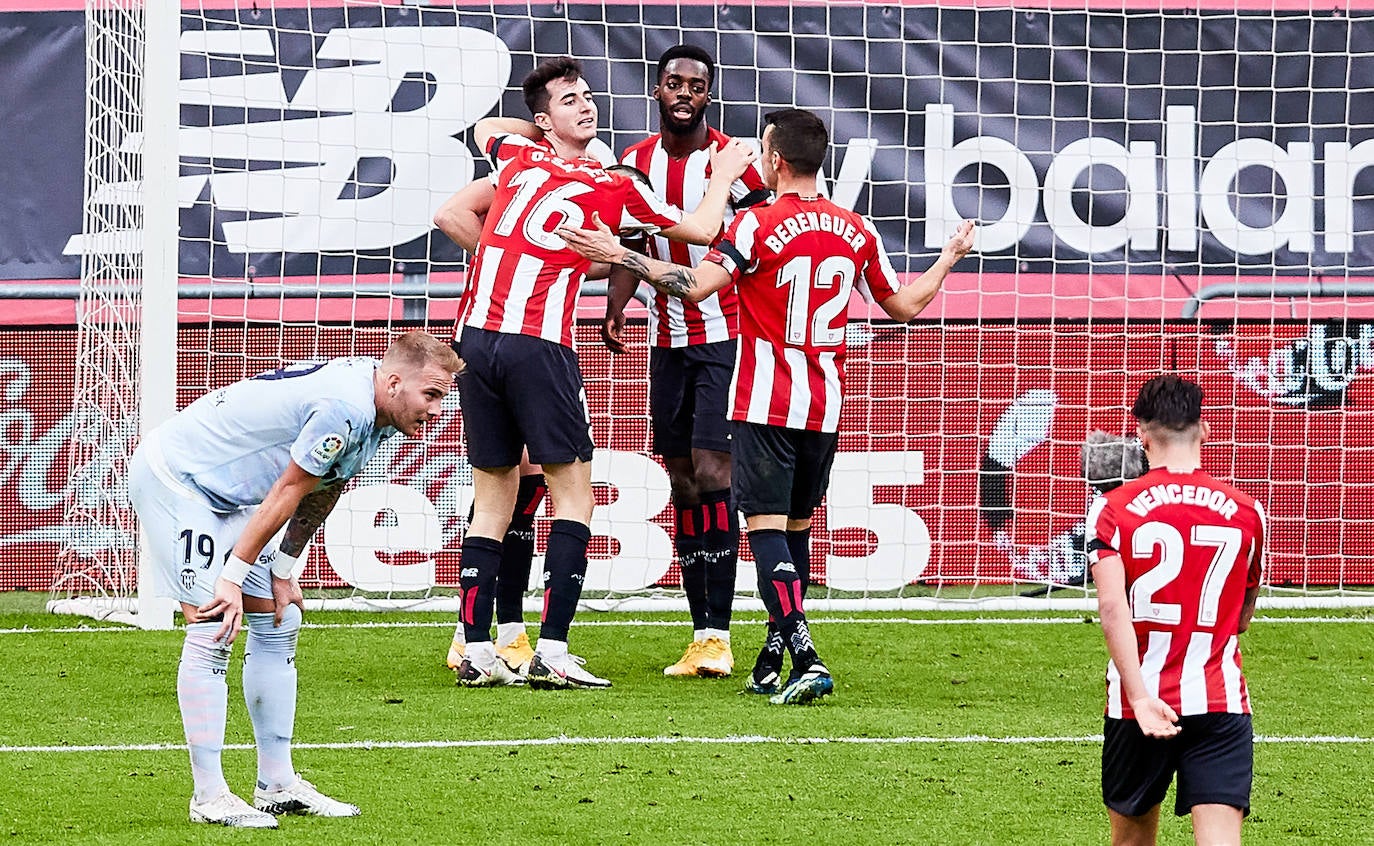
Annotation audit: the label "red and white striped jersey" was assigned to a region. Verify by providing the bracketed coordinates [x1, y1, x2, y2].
[703, 193, 901, 432]
[1088, 468, 1267, 719]
[459, 134, 683, 347]
[620, 127, 767, 348]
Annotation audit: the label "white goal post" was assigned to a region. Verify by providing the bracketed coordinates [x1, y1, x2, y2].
[42, 0, 1374, 625]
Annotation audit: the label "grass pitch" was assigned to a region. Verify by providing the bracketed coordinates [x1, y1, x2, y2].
[0, 597, 1370, 844]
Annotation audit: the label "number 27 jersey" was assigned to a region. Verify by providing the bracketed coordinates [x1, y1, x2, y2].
[1088, 468, 1266, 717]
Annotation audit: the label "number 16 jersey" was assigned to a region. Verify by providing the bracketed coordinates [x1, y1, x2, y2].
[461, 134, 684, 348]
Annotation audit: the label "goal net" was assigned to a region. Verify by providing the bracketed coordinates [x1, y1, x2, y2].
[36, 0, 1374, 624]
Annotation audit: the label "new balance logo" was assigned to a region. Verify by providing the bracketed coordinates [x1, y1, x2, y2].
[65, 24, 511, 256]
[772, 562, 797, 574]
[460, 567, 479, 579]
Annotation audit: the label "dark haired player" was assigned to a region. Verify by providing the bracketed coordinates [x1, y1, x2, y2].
[436, 56, 755, 689]
[609, 45, 770, 679]
[1089, 375, 1267, 846]
[560, 107, 975, 703]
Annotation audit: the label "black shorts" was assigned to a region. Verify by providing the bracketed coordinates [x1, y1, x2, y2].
[1102, 713, 1253, 818]
[730, 421, 838, 520]
[649, 340, 736, 458]
[454, 329, 594, 469]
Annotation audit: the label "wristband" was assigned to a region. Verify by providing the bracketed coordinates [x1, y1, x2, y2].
[220, 554, 253, 586]
[270, 551, 299, 580]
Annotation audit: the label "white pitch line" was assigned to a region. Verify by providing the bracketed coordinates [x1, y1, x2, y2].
[1, 615, 1368, 636]
[2, 733, 1371, 755]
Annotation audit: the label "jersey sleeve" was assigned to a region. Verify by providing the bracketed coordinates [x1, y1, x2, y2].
[1086, 494, 1120, 566]
[289, 402, 358, 478]
[703, 208, 762, 282]
[618, 178, 684, 233]
[484, 132, 538, 185]
[854, 217, 902, 304]
[730, 162, 770, 208]
[1247, 500, 1266, 588]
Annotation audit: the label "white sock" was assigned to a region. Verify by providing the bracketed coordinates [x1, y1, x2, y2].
[703, 628, 730, 644]
[496, 622, 525, 648]
[178, 622, 232, 803]
[693, 629, 706, 643]
[535, 638, 567, 660]
[451, 619, 466, 645]
[243, 608, 299, 792]
[466, 641, 496, 664]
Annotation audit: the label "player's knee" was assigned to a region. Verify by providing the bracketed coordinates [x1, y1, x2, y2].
[245, 606, 301, 651]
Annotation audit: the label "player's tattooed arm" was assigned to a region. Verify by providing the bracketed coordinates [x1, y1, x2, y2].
[278, 483, 346, 558]
[621, 252, 695, 299]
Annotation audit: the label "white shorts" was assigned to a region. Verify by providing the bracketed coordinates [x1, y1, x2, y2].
[128, 435, 275, 606]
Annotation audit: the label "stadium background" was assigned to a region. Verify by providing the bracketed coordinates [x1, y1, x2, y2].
[1, 1, 1371, 595]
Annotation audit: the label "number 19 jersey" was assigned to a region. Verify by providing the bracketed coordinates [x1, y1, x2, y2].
[1088, 468, 1266, 718]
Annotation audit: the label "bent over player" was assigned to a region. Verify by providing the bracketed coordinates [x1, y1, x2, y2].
[128, 331, 463, 827]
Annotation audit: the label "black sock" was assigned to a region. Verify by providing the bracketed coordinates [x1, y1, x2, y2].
[783, 527, 812, 676]
[753, 618, 786, 681]
[748, 528, 820, 671]
[539, 520, 591, 643]
[496, 474, 545, 625]
[786, 528, 811, 596]
[699, 488, 738, 633]
[674, 502, 708, 633]
[459, 536, 502, 644]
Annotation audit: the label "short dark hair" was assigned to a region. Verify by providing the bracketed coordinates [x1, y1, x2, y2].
[523, 56, 582, 117]
[1131, 375, 1203, 432]
[763, 108, 828, 177]
[605, 163, 652, 188]
[656, 45, 715, 86]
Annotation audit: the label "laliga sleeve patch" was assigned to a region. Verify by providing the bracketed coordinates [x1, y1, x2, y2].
[310, 433, 345, 465]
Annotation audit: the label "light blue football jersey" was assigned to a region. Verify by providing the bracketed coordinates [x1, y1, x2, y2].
[153, 357, 393, 511]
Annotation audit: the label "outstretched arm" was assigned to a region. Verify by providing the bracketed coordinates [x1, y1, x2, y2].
[879, 219, 976, 323]
[559, 213, 731, 303]
[657, 139, 757, 246]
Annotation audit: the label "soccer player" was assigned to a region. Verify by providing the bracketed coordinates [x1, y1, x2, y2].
[440, 56, 756, 690]
[126, 330, 463, 827]
[608, 45, 770, 680]
[434, 184, 546, 680]
[558, 108, 976, 704]
[1087, 375, 1266, 846]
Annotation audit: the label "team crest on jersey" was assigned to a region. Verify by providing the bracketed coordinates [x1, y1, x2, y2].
[180, 568, 197, 591]
[311, 434, 345, 464]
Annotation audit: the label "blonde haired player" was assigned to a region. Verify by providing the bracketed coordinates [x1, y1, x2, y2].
[128, 331, 462, 827]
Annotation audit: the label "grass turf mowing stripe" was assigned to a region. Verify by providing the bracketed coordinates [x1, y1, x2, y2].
[2, 614, 1369, 636]
[3, 733, 1372, 754]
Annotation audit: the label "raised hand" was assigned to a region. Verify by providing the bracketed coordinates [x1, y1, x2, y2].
[707, 138, 758, 182]
[942, 219, 977, 265]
